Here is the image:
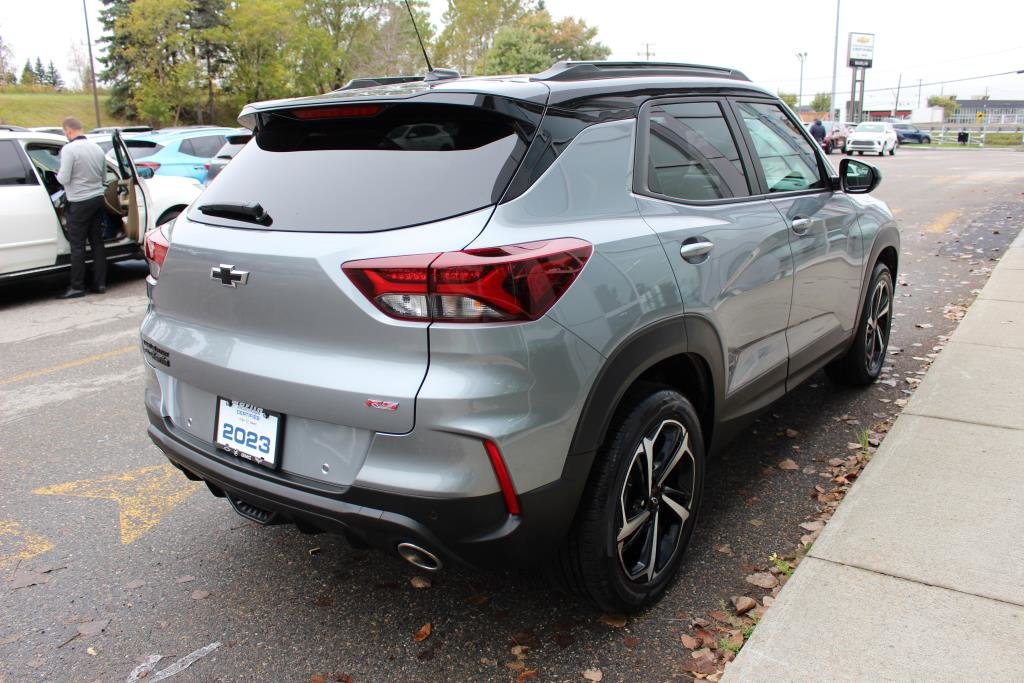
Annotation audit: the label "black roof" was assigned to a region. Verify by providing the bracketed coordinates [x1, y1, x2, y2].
[238, 61, 772, 128]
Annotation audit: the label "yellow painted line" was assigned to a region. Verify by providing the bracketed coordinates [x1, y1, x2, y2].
[34, 464, 200, 545]
[0, 519, 54, 569]
[0, 344, 136, 386]
[925, 210, 960, 234]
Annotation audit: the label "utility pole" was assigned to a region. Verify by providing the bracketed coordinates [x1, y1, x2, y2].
[830, 0, 840, 120]
[917, 78, 923, 109]
[638, 43, 655, 61]
[82, 0, 101, 128]
[796, 52, 807, 111]
[892, 73, 902, 117]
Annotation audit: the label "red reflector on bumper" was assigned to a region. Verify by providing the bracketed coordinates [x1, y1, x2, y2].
[483, 440, 520, 516]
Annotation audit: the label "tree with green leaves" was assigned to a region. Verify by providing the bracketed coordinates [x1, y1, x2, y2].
[98, 0, 135, 119]
[45, 61, 64, 89]
[118, 0, 202, 126]
[483, 8, 609, 75]
[364, 1, 435, 78]
[217, 0, 302, 109]
[189, 0, 228, 124]
[434, 0, 534, 74]
[809, 92, 831, 114]
[928, 95, 958, 120]
[34, 57, 45, 83]
[778, 92, 798, 108]
[292, 0, 378, 94]
[21, 59, 36, 86]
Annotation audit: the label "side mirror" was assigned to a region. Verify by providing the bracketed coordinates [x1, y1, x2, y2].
[137, 166, 155, 179]
[839, 158, 881, 194]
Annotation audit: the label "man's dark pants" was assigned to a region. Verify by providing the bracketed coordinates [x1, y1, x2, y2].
[66, 195, 107, 292]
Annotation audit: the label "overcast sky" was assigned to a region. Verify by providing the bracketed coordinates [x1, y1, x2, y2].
[3, 0, 1022, 113]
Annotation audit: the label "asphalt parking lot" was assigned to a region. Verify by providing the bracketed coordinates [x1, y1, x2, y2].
[1, 147, 1022, 682]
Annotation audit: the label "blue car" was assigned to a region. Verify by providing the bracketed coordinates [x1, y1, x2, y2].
[122, 126, 240, 183]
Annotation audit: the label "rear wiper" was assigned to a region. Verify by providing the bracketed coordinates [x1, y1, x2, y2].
[198, 202, 273, 226]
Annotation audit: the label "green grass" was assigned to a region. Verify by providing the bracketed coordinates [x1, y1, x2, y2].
[0, 91, 128, 128]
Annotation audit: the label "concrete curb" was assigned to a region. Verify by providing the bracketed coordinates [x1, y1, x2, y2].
[724, 230, 1024, 681]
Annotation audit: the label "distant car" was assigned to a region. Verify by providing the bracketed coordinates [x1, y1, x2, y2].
[203, 130, 253, 185]
[386, 123, 455, 150]
[802, 121, 847, 154]
[120, 127, 239, 183]
[845, 122, 898, 156]
[0, 130, 202, 283]
[30, 126, 65, 136]
[892, 123, 931, 144]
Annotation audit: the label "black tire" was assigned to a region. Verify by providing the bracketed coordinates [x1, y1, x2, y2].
[923, 136, 931, 144]
[858, 151, 864, 156]
[549, 385, 705, 613]
[826, 262, 893, 385]
[824, 142, 833, 155]
[889, 143, 896, 156]
[844, 149, 852, 156]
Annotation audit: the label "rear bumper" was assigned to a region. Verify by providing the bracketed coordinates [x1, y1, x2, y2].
[146, 406, 591, 570]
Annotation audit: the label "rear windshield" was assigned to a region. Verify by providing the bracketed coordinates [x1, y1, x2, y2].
[125, 141, 164, 159]
[856, 124, 884, 132]
[193, 102, 531, 232]
[215, 141, 247, 158]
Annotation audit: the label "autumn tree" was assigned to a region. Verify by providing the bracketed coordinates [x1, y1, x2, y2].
[217, 0, 302, 108]
[434, 0, 534, 74]
[928, 95, 958, 120]
[0, 34, 15, 85]
[365, 1, 435, 78]
[483, 8, 609, 75]
[68, 42, 95, 92]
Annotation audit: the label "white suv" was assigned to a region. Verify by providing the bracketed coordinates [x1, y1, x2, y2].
[844, 122, 898, 156]
[0, 127, 202, 282]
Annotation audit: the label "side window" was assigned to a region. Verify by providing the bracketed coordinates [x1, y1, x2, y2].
[645, 101, 750, 202]
[184, 135, 226, 158]
[26, 144, 64, 194]
[734, 101, 825, 193]
[0, 140, 32, 186]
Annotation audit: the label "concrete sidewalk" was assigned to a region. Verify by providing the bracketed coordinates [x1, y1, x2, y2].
[725, 232, 1024, 681]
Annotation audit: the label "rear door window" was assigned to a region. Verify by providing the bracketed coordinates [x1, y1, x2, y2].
[125, 141, 164, 159]
[181, 135, 226, 158]
[0, 140, 32, 185]
[194, 102, 535, 232]
[734, 101, 826, 193]
[643, 100, 751, 201]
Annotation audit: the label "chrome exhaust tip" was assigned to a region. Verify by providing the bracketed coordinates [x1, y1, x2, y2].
[397, 542, 442, 571]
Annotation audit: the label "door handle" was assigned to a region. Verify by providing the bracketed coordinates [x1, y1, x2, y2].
[790, 218, 812, 235]
[679, 240, 714, 262]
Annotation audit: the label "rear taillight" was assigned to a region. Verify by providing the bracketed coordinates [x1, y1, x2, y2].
[143, 224, 170, 280]
[342, 238, 592, 323]
[137, 161, 161, 172]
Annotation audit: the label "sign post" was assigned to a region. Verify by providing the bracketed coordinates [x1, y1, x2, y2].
[846, 33, 875, 123]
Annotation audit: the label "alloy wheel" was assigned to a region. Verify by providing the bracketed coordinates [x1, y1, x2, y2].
[864, 277, 892, 374]
[616, 419, 696, 583]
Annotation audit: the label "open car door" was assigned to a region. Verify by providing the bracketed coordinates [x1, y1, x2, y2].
[110, 130, 152, 242]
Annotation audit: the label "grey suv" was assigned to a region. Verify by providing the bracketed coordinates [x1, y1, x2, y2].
[140, 62, 898, 612]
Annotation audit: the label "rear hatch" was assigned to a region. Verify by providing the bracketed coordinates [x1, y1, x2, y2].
[142, 96, 541, 437]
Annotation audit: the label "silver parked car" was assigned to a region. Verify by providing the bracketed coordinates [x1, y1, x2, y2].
[140, 61, 899, 612]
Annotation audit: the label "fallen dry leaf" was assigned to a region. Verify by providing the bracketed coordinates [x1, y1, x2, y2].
[731, 596, 756, 615]
[679, 657, 717, 675]
[778, 458, 799, 470]
[680, 634, 699, 650]
[410, 576, 432, 589]
[174, 575, 195, 584]
[599, 614, 626, 628]
[414, 623, 431, 642]
[511, 645, 529, 657]
[191, 589, 210, 600]
[714, 543, 733, 555]
[692, 626, 717, 649]
[506, 660, 526, 673]
[726, 630, 744, 649]
[310, 676, 326, 683]
[745, 572, 778, 590]
[86, 646, 98, 656]
[516, 670, 538, 683]
[785, 428, 799, 438]
[692, 647, 713, 660]
[313, 596, 334, 607]
[582, 668, 604, 682]
[623, 635, 639, 649]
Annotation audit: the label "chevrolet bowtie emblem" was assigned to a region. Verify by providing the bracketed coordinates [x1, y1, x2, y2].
[211, 264, 249, 287]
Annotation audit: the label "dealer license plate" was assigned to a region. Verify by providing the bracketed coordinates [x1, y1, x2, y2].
[214, 398, 282, 467]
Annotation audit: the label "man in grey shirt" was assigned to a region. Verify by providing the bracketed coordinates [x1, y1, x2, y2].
[56, 116, 108, 299]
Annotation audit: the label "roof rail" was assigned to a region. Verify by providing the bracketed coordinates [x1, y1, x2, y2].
[531, 61, 749, 83]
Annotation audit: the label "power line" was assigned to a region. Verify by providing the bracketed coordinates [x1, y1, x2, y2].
[791, 68, 1024, 99]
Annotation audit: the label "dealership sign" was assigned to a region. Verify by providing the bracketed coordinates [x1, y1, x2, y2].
[848, 32, 875, 68]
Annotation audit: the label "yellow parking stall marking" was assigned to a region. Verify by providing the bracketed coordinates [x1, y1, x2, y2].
[0, 345, 136, 386]
[0, 520, 54, 569]
[925, 210, 960, 234]
[33, 465, 200, 545]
